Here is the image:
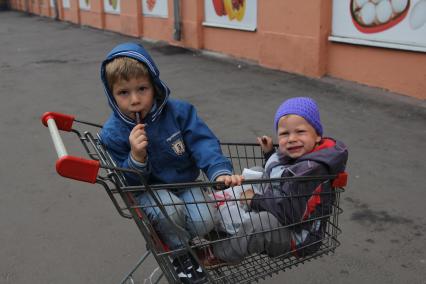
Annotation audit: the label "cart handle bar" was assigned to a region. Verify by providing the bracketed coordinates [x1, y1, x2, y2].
[41, 112, 100, 184]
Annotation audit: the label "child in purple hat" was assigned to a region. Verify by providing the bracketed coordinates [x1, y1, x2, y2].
[203, 97, 348, 265]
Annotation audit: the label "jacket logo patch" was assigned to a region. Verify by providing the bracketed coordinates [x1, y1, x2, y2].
[171, 138, 185, 156]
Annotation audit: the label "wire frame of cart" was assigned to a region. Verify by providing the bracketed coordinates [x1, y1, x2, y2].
[203, 0, 257, 31]
[79, 0, 90, 10]
[330, 0, 426, 53]
[142, 0, 168, 18]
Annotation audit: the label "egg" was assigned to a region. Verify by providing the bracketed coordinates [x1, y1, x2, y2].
[355, 0, 369, 9]
[359, 2, 376, 25]
[410, 0, 426, 29]
[376, 0, 393, 23]
[391, 0, 408, 13]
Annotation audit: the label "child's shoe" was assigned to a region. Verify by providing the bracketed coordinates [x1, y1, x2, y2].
[197, 246, 231, 269]
[172, 253, 208, 284]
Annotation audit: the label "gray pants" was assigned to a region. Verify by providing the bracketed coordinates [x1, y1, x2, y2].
[213, 211, 291, 263]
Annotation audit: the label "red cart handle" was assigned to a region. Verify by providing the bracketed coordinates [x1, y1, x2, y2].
[41, 112, 75, 131]
[41, 112, 100, 183]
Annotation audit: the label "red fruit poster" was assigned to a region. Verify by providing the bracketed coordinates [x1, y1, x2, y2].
[203, 0, 257, 31]
[331, 0, 426, 52]
[104, 0, 120, 14]
[142, 0, 168, 18]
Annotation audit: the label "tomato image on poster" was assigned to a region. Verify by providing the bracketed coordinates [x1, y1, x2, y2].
[204, 0, 257, 31]
[142, 0, 168, 18]
[146, 0, 156, 11]
[104, 0, 120, 13]
[212, 0, 246, 21]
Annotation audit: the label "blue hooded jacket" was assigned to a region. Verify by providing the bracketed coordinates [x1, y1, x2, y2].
[99, 42, 233, 185]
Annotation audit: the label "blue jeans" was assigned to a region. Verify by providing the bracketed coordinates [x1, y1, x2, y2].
[138, 187, 217, 250]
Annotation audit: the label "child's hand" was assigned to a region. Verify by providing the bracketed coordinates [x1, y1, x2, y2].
[215, 175, 244, 188]
[240, 189, 255, 209]
[130, 124, 148, 163]
[257, 136, 273, 154]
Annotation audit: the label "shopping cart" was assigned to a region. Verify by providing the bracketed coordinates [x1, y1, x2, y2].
[41, 111, 348, 284]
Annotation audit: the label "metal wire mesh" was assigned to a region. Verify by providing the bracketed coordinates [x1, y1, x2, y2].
[73, 126, 345, 284]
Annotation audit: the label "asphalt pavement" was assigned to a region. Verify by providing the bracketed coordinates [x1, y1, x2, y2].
[1, 10, 425, 284]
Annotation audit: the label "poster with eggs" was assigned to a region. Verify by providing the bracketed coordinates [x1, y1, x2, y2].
[203, 0, 257, 31]
[79, 0, 90, 10]
[104, 0, 120, 14]
[331, 0, 426, 52]
[142, 0, 168, 18]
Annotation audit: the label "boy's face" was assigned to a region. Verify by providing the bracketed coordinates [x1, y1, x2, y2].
[277, 114, 321, 159]
[112, 75, 154, 120]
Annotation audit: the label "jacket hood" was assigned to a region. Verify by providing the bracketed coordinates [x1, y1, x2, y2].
[100, 42, 170, 126]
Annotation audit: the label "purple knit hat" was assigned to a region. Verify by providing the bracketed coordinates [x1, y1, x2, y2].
[274, 97, 323, 136]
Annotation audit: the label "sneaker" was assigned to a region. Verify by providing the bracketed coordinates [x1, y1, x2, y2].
[173, 253, 208, 284]
[197, 246, 230, 269]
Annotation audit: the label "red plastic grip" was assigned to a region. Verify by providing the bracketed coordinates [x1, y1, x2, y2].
[332, 172, 348, 188]
[41, 112, 75, 132]
[56, 156, 100, 183]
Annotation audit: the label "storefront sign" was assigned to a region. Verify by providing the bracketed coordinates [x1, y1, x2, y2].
[330, 0, 426, 52]
[104, 0, 120, 14]
[203, 0, 257, 31]
[142, 0, 168, 18]
[79, 0, 90, 10]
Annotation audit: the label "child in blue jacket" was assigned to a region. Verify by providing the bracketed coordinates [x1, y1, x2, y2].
[99, 42, 243, 283]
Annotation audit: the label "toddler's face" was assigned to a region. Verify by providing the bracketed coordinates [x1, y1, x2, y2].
[112, 75, 154, 120]
[277, 114, 321, 159]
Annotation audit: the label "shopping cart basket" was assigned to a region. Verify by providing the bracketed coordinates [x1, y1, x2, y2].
[41, 112, 348, 284]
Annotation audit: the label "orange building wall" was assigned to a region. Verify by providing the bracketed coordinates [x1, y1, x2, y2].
[40, 0, 50, 16]
[30, 0, 41, 14]
[328, 43, 426, 99]
[120, 0, 142, 37]
[8, 0, 425, 100]
[104, 12, 121, 33]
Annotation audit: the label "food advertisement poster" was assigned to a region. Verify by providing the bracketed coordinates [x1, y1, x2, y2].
[203, 0, 257, 31]
[331, 0, 426, 52]
[104, 0, 120, 14]
[142, 0, 168, 18]
[79, 0, 90, 10]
